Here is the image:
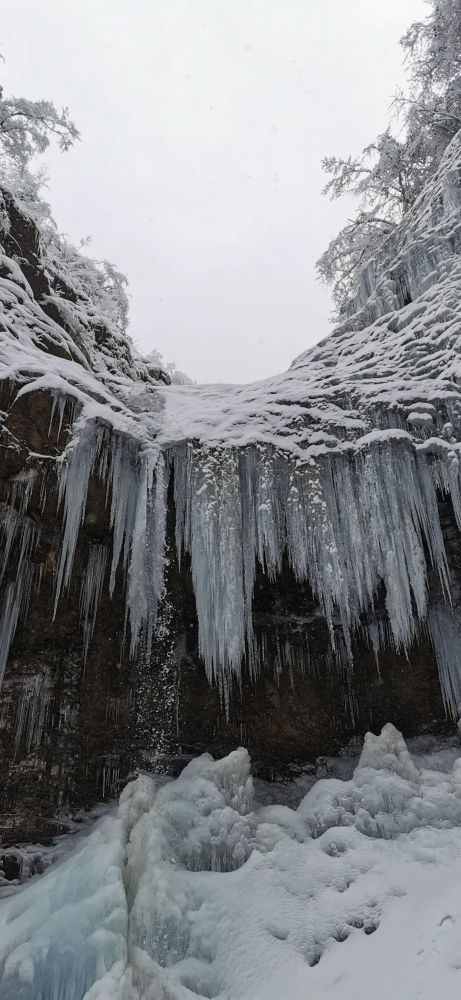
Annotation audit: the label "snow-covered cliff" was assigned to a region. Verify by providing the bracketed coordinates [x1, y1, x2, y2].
[2, 132, 461, 834]
[5, 136, 461, 696]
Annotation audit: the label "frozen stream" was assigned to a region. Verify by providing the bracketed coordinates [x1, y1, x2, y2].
[2, 726, 461, 999]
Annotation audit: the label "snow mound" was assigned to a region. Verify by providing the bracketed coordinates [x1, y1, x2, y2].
[2, 727, 461, 998]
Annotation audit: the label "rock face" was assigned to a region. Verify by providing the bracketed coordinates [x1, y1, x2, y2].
[2, 136, 461, 842]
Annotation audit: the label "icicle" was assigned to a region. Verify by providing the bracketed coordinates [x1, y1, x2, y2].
[108, 435, 140, 595]
[0, 473, 37, 592]
[127, 449, 167, 658]
[173, 445, 246, 705]
[80, 543, 108, 662]
[0, 510, 39, 687]
[105, 695, 123, 725]
[54, 418, 134, 613]
[14, 674, 51, 757]
[98, 755, 121, 799]
[47, 389, 72, 441]
[427, 605, 461, 718]
[54, 421, 102, 612]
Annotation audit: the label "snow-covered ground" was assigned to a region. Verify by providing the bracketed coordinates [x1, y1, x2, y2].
[2, 725, 461, 999]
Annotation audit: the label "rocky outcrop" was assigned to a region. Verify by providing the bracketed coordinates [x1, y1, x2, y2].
[2, 135, 461, 843]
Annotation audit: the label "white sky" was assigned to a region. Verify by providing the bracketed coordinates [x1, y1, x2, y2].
[3, 0, 425, 383]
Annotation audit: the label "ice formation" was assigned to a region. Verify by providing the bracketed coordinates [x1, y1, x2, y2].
[80, 544, 108, 664]
[46, 410, 461, 709]
[54, 421, 166, 659]
[3, 133, 461, 709]
[0, 489, 39, 687]
[13, 673, 51, 757]
[47, 409, 461, 709]
[2, 726, 461, 999]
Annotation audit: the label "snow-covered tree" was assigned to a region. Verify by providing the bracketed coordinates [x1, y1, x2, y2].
[0, 66, 131, 338]
[44, 232, 131, 337]
[400, 0, 461, 100]
[396, 0, 461, 184]
[0, 65, 186, 372]
[0, 86, 79, 170]
[0, 68, 70, 229]
[146, 349, 193, 385]
[317, 130, 423, 307]
[317, 0, 461, 314]
[321, 129, 422, 217]
[316, 212, 395, 311]
[0, 66, 78, 225]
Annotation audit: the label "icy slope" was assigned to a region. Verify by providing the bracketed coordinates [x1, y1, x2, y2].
[3, 136, 461, 708]
[2, 726, 461, 999]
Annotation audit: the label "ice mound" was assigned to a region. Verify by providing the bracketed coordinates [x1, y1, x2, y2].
[2, 728, 461, 998]
[0, 806, 129, 999]
[356, 722, 420, 779]
[298, 722, 461, 839]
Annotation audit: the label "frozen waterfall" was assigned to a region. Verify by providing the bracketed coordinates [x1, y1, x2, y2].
[27, 415, 461, 711]
[2, 404, 461, 710]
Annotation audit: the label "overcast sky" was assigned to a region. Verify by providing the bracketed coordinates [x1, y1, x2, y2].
[3, 0, 425, 383]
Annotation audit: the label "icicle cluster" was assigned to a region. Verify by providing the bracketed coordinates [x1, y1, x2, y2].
[21, 414, 460, 713]
[427, 606, 461, 718]
[3, 403, 461, 715]
[53, 420, 461, 711]
[0, 477, 40, 686]
[172, 440, 453, 703]
[14, 674, 51, 758]
[80, 543, 108, 663]
[54, 420, 167, 659]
